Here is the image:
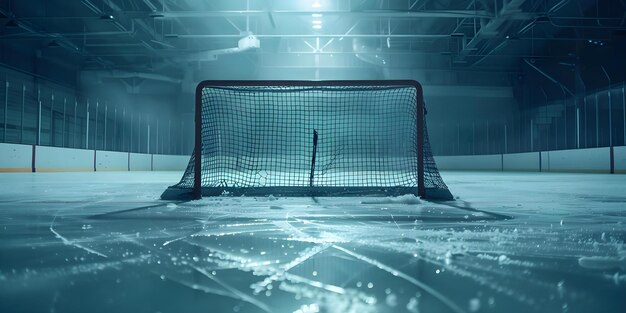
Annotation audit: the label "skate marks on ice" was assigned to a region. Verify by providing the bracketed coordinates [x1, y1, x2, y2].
[1, 191, 625, 313]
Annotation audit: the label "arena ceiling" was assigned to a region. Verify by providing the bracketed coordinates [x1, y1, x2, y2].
[1, 0, 625, 80]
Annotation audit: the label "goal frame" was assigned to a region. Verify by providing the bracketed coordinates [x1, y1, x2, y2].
[188, 80, 427, 200]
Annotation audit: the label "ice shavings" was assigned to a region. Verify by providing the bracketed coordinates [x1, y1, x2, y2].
[406, 295, 420, 313]
[578, 256, 626, 270]
[0, 255, 150, 284]
[475, 253, 536, 267]
[280, 281, 377, 313]
[293, 303, 319, 313]
[361, 194, 421, 205]
[468, 297, 481, 312]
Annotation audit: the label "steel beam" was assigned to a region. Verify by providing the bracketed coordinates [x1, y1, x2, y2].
[455, 0, 532, 63]
[170, 34, 449, 39]
[523, 59, 575, 96]
[147, 10, 494, 19]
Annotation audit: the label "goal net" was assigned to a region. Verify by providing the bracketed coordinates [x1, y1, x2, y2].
[162, 80, 452, 200]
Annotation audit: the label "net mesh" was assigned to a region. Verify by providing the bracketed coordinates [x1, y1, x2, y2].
[170, 84, 450, 198]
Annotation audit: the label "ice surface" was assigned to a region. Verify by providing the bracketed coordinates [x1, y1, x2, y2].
[0, 171, 625, 313]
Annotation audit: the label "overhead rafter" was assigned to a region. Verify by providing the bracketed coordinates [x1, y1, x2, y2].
[11, 10, 497, 20]
[454, 0, 535, 64]
[112, 9, 497, 19]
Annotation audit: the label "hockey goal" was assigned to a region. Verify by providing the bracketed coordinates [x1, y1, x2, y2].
[161, 80, 452, 200]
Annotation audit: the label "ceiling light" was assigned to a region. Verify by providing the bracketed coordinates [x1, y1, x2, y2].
[587, 39, 606, 46]
[312, 20, 322, 25]
[312, 24, 322, 29]
[100, 14, 115, 21]
[312, 13, 323, 18]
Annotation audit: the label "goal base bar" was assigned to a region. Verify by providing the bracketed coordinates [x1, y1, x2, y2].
[161, 186, 453, 201]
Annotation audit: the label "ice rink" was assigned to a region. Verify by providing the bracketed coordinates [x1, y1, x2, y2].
[0, 171, 625, 313]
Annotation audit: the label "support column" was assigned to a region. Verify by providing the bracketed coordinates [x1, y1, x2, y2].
[122, 106, 126, 152]
[156, 119, 159, 155]
[168, 119, 172, 155]
[563, 91, 567, 149]
[576, 107, 580, 149]
[37, 99, 41, 146]
[37, 89, 41, 145]
[130, 113, 133, 153]
[3, 80, 8, 142]
[113, 105, 117, 151]
[623, 83, 626, 146]
[50, 93, 54, 146]
[608, 88, 612, 147]
[138, 115, 141, 153]
[504, 124, 508, 154]
[595, 93, 599, 147]
[104, 102, 108, 151]
[73, 100, 77, 148]
[472, 120, 475, 155]
[602, 66, 612, 148]
[583, 95, 589, 148]
[554, 113, 558, 150]
[486, 120, 490, 154]
[62, 97, 66, 147]
[86, 99, 90, 149]
[147, 119, 150, 154]
[20, 84, 25, 144]
[94, 99, 99, 150]
[530, 119, 534, 152]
